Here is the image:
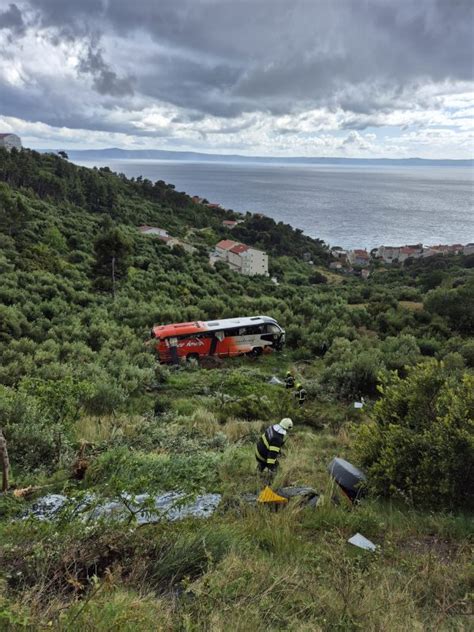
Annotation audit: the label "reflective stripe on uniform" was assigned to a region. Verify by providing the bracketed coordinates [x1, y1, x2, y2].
[255, 446, 266, 462]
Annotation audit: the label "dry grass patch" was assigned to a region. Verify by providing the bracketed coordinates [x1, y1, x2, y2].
[399, 300, 424, 312]
[75, 415, 146, 443]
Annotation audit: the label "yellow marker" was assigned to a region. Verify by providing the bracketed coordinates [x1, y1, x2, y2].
[257, 486, 289, 504]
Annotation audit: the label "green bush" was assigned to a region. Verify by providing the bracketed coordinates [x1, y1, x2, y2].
[354, 361, 474, 510]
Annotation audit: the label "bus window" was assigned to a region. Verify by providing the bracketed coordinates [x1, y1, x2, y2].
[267, 324, 281, 334]
[224, 327, 240, 337]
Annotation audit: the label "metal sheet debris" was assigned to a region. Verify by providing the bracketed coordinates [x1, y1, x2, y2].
[348, 532, 377, 552]
[268, 376, 285, 385]
[25, 491, 221, 524]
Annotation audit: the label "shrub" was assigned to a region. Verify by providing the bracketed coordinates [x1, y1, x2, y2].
[353, 361, 474, 510]
[425, 279, 474, 335]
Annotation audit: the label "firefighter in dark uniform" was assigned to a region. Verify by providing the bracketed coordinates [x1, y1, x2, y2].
[255, 418, 293, 478]
[294, 383, 307, 406]
[284, 371, 295, 389]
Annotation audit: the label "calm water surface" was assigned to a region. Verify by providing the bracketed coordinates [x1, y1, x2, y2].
[76, 160, 474, 250]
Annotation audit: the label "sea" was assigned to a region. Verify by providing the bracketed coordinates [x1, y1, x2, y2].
[75, 160, 474, 250]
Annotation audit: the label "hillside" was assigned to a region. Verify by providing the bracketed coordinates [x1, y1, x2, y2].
[0, 148, 472, 630]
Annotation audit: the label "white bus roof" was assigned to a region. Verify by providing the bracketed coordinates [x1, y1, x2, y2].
[204, 315, 279, 330]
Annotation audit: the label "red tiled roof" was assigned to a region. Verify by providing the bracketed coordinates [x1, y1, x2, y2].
[230, 244, 249, 254]
[216, 239, 238, 250]
[223, 220, 238, 225]
[354, 249, 369, 258]
[400, 247, 417, 254]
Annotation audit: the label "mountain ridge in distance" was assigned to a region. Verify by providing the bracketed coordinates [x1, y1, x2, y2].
[43, 147, 474, 167]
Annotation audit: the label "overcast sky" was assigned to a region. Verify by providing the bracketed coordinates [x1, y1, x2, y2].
[0, 0, 473, 157]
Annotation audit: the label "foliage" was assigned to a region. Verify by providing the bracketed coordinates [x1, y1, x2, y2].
[354, 361, 474, 509]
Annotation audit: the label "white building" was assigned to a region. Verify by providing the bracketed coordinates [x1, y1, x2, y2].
[138, 225, 196, 254]
[213, 239, 268, 276]
[463, 243, 474, 256]
[0, 133, 22, 151]
[376, 244, 423, 263]
[138, 225, 169, 237]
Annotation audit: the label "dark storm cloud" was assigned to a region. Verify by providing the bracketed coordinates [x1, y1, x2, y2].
[0, 2, 25, 36]
[78, 45, 135, 96]
[0, 0, 473, 137]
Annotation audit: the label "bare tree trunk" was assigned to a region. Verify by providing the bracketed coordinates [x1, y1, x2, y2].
[111, 255, 116, 300]
[0, 428, 9, 492]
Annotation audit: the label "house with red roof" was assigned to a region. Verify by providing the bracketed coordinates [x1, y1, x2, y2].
[222, 219, 238, 229]
[212, 239, 268, 276]
[348, 249, 370, 267]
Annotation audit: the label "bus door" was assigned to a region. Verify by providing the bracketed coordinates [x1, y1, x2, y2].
[209, 330, 224, 355]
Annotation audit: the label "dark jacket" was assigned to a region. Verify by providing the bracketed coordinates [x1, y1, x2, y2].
[285, 375, 295, 389]
[295, 387, 307, 403]
[255, 425, 286, 470]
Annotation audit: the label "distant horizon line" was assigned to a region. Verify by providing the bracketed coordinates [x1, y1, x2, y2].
[38, 147, 474, 166]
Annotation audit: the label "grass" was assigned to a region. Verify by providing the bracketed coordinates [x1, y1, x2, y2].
[399, 300, 424, 312]
[1, 357, 472, 631]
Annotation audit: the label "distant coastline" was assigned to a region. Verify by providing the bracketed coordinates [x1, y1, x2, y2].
[44, 147, 474, 168]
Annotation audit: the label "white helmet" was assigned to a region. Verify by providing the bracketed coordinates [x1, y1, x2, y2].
[280, 418, 293, 431]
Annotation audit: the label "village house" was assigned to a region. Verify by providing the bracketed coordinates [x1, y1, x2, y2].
[398, 246, 423, 262]
[138, 225, 196, 254]
[222, 219, 238, 229]
[430, 244, 464, 255]
[212, 239, 268, 276]
[347, 249, 370, 267]
[0, 133, 22, 151]
[138, 225, 169, 237]
[330, 248, 348, 260]
[463, 243, 474, 255]
[375, 244, 423, 263]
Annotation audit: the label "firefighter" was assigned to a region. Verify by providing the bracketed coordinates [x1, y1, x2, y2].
[284, 370, 295, 389]
[255, 418, 293, 478]
[294, 383, 307, 406]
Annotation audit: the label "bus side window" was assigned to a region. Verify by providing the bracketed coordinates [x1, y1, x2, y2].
[246, 325, 263, 335]
[224, 328, 239, 337]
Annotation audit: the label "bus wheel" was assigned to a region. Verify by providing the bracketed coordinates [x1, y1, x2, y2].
[247, 347, 262, 358]
[186, 353, 200, 363]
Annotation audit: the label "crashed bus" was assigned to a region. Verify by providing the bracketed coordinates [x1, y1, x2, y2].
[151, 316, 285, 364]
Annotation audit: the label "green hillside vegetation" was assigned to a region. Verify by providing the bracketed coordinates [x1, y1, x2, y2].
[0, 148, 472, 630]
